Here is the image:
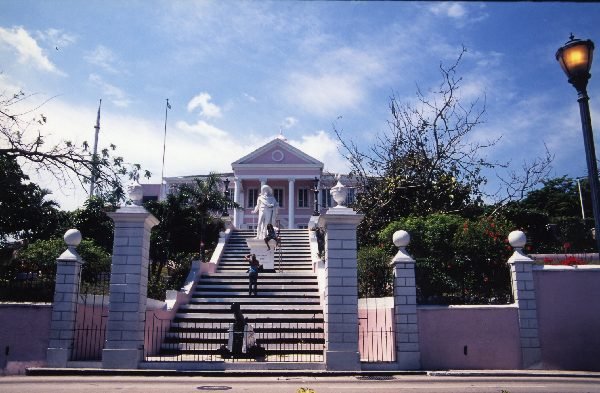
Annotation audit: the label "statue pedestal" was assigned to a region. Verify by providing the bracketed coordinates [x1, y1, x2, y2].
[246, 238, 277, 272]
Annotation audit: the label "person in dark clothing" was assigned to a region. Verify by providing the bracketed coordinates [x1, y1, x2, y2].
[245, 254, 260, 296]
[264, 223, 279, 250]
[230, 303, 245, 355]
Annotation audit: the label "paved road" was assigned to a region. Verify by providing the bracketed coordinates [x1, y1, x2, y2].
[1, 376, 600, 393]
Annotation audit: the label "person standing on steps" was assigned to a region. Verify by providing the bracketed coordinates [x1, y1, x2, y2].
[245, 253, 261, 296]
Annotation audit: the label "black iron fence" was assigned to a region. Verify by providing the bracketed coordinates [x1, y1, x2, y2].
[0, 275, 54, 302]
[71, 273, 110, 361]
[145, 317, 324, 362]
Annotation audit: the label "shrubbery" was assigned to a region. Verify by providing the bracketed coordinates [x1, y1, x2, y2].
[360, 213, 513, 304]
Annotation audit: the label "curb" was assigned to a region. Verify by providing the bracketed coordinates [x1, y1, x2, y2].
[25, 368, 600, 378]
[26, 368, 426, 377]
[427, 370, 600, 379]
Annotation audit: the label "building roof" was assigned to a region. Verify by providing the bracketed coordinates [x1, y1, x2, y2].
[232, 138, 323, 169]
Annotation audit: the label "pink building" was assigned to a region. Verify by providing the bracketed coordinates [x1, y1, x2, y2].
[142, 136, 356, 229]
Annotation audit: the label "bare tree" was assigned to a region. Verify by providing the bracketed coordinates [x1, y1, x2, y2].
[0, 91, 149, 204]
[335, 47, 552, 244]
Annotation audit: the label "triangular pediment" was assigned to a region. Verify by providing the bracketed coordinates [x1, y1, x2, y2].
[232, 138, 323, 168]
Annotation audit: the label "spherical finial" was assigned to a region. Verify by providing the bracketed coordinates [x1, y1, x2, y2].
[508, 230, 527, 248]
[393, 230, 410, 248]
[64, 229, 82, 247]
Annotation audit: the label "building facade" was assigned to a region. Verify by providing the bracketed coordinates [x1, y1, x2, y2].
[142, 136, 356, 229]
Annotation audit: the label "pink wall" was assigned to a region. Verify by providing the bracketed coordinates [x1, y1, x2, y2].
[535, 267, 600, 371]
[418, 305, 521, 370]
[0, 304, 52, 374]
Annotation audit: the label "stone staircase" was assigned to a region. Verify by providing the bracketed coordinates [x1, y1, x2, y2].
[158, 229, 324, 362]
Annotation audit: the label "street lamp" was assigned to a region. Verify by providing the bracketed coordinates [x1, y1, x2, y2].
[556, 34, 600, 252]
[312, 176, 320, 216]
[222, 178, 230, 217]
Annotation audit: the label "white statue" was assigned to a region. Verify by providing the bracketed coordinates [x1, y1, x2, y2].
[253, 185, 278, 239]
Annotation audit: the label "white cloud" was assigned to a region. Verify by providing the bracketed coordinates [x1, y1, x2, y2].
[0, 26, 64, 75]
[187, 92, 222, 118]
[282, 116, 298, 129]
[287, 73, 364, 117]
[428, 2, 488, 25]
[37, 28, 76, 49]
[284, 46, 387, 117]
[429, 3, 467, 19]
[88, 74, 131, 107]
[243, 92, 257, 103]
[288, 130, 349, 173]
[176, 119, 228, 139]
[84, 45, 118, 73]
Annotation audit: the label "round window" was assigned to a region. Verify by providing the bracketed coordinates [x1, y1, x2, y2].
[272, 150, 284, 162]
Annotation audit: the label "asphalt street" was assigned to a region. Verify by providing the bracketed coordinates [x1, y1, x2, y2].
[1, 376, 600, 393]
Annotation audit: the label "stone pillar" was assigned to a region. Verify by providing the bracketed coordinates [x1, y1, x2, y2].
[233, 178, 241, 228]
[260, 177, 267, 188]
[390, 230, 421, 370]
[318, 181, 362, 371]
[46, 229, 84, 367]
[288, 178, 295, 229]
[507, 230, 542, 369]
[102, 194, 159, 369]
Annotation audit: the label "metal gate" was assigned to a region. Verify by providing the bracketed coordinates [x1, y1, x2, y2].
[358, 297, 395, 363]
[71, 271, 110, 361]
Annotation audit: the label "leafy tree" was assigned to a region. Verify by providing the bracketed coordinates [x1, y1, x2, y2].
[335, 48, 551, 246]
[0, 155, 68, 245]
[0, 91, 149, 204]
[518, 176, 589, 218]
[498, 176, 595, 253]
[69, 196, 115, 252]
[144, 174, 232, 281]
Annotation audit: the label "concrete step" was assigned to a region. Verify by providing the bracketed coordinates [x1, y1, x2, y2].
[173, 314, 324, 323]
[188, 297, 321, 305]
[192, 290, 320, 299]
[179, 304, 323, 313]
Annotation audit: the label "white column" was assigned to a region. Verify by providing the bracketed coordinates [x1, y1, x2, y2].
[103, 203, 159, 369]
[288, 178, 295, 229]
[260, 177, 267, 188]
[318, 200, 363, 371]
[233, 178, 241, 228]
[46, 229, 84, 367]
[508, 231, 542, 369]
[391, 230, 421, 370]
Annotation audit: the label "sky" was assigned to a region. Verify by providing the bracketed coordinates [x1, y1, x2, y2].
[1, 1, 600, 211]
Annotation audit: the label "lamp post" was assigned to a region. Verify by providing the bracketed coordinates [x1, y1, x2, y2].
[312, 176, 320, 216]
[222, 178, 230, 217]
[556, 34, 600, 252]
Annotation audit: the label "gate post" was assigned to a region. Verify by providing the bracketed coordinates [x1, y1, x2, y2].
[46, 229, 84, 367]
[507, 231, 541, 368]
[391, 230, 421, 370]
[102, 189, 159, 369]
[318, 180, 363, 370]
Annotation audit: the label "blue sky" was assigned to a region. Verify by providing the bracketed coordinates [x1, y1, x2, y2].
[1, 1, 600, 210]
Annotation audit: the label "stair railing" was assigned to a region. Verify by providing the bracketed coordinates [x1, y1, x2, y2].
[276, 219, 283, 273]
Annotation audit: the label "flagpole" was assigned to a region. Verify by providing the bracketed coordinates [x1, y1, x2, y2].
[159, 98, 170, 200]
[89, 98, 102, 197]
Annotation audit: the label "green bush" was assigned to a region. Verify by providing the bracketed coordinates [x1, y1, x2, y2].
[6, 237, 111, 282]
[378, 214, 513, 304]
